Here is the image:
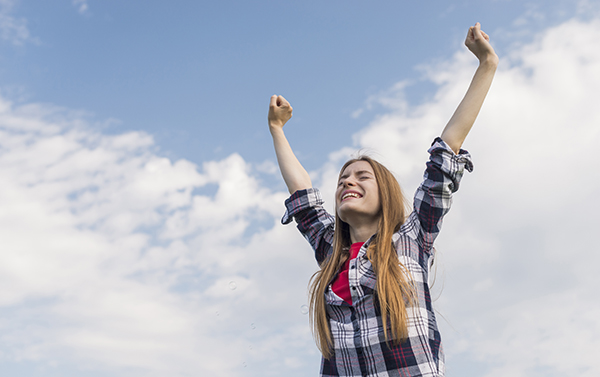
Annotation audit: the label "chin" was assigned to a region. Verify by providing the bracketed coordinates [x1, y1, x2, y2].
[337, 205, 362, 223]
[336, 206, 350, 223]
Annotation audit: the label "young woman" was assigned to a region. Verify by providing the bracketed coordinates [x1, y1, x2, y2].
[268, 23, 498, 377]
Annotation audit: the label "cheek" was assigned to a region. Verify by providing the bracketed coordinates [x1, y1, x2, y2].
[335, 194, 342, 208]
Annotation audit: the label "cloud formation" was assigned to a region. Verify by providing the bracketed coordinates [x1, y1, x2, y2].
[0, 98, 317, 376]
[0, 14, 599, 377]
[72, 0, 89, 15]
[0, 0, 31, 45]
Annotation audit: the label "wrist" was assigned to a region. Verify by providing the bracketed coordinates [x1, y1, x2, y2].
[478, 53, 499, 68]
[269, 124, 285, 136]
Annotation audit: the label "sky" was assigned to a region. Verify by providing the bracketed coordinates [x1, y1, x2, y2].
[0, 1, 599, 376]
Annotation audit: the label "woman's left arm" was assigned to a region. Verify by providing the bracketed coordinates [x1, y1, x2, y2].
[441, 22, 499, 154]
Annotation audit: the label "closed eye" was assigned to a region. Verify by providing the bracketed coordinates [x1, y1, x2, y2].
[354, 170, 374, 180]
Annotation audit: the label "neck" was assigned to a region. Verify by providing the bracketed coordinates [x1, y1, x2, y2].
[348, 222, 379, 243]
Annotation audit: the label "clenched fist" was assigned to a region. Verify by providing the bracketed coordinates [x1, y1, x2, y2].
[268, 95, 293, 130]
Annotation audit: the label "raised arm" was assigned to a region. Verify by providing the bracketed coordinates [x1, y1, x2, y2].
[268, 95, 312, 194]
[441, 22, 499, 154]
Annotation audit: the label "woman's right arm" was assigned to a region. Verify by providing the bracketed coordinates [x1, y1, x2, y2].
[269, 95, 334, 262]
[268, 95, 313, 194]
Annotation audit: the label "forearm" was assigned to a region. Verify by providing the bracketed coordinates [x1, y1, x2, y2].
[270, 127, 312, 194]
[441, 56, 498, 153]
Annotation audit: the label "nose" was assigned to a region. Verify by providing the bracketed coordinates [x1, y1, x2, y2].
[343, 177, 356, 187]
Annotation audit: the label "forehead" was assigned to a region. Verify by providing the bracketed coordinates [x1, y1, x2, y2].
[341, 160, 374, 176]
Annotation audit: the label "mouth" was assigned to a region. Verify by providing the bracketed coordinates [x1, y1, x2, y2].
[341, 191, 362, 201]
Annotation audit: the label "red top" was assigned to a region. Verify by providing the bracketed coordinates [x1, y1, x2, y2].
[331, 242, 364, 305]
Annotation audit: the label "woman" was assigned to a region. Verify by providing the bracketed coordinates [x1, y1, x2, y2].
[268, 23, 498, 377]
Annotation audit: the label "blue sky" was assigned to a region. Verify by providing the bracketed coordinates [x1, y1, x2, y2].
[0, 0, 581, 168]
[0, 1, 599, 376]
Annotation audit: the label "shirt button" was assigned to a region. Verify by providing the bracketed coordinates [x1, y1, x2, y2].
[351, 265, 356, 269]
[351, 287, 356, 290]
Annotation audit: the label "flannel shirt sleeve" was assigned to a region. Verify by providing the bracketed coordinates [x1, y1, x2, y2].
[410, 137, 473, 253]
[281, 188, 335, 264]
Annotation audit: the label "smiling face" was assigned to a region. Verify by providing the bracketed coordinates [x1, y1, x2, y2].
[335, 160, 381, 225]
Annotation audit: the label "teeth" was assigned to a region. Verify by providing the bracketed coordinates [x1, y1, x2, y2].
[342, 192, 361, 200]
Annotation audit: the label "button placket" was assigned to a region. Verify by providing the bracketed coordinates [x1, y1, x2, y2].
[349, 259, 357, 296]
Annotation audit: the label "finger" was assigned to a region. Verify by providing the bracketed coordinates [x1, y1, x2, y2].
[270, 95, 278, 108]
[465, 26, 474, 44]
[467, 26, 474, 39]
[277, 95, 289, 108]
[470, 22, 483, 40]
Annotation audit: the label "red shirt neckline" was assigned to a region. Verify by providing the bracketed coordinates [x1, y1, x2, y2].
[331, 242, 364, 305]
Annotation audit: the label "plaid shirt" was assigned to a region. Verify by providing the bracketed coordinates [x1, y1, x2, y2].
[282, 138, 473, 377]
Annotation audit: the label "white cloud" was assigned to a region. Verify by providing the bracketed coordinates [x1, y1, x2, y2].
[72, 0, 89, 15]
[0, 0, 31, 45]
[0, 97, 319, 376]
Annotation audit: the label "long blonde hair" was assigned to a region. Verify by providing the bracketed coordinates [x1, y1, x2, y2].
[308, 156, 415, 359]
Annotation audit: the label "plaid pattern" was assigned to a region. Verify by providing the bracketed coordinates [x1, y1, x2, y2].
[282, 138, 473, 377]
